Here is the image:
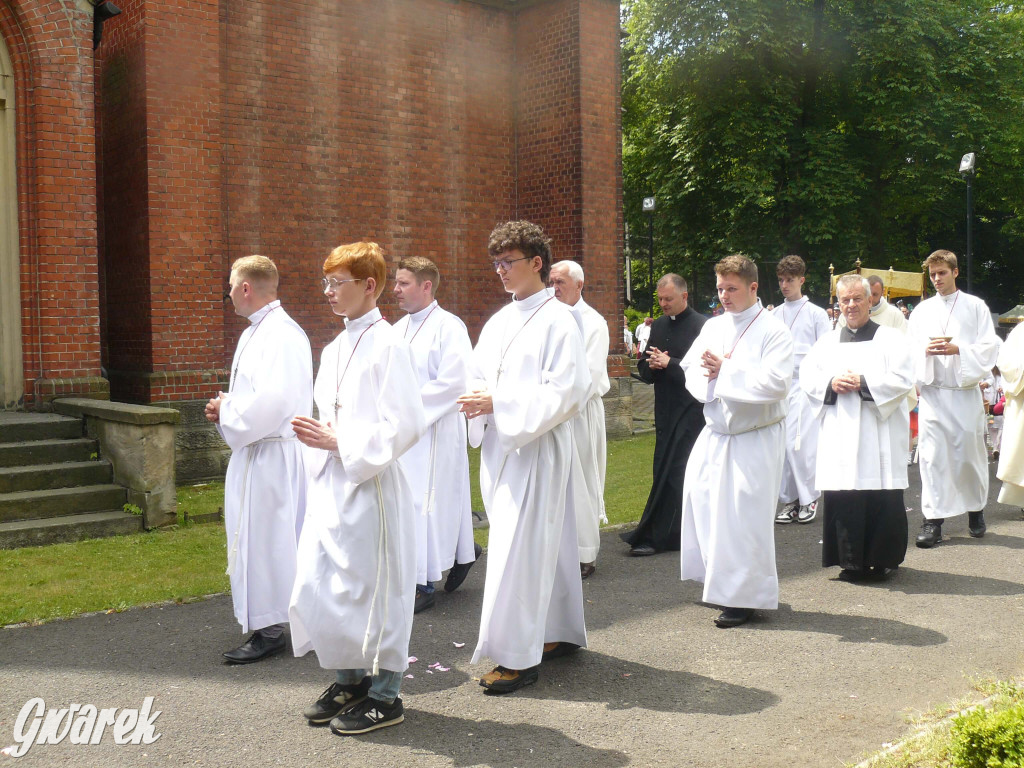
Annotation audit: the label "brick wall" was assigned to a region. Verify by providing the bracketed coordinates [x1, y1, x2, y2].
[3, 0, 106, 406]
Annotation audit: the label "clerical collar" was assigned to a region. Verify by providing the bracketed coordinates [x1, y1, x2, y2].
[512, 287, 551, 312]
[730, 299, 763, 325]
[869, 298, 888, 316]
[840, 320, 879, 342]
[784, 296, 808, 306]
[408, 300, 438, 323]
[940, 290, 959, 304]
[344, 307, 382, 331]
[247, 299, 281, 325]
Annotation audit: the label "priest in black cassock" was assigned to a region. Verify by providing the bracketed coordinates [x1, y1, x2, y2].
[623, 273, 707, 555]
[800, 275, 915, 582]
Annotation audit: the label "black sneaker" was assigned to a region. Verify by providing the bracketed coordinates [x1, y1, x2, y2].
[303, 678, 371, 725]
[968, 511, 987, 538]
[414, 589, 436, 614]
[444, 543, 483, 593]
[329, 696, 405, 735]
[915, 519, 943, 548]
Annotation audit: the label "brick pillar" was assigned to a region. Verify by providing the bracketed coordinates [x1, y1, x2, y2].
[98, 0, 224, 405]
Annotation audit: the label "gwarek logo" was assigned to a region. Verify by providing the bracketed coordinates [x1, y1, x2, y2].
[5, 697, 161, 758]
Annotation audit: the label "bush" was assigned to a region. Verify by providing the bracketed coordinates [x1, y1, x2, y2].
[950, 700, 1024, 768]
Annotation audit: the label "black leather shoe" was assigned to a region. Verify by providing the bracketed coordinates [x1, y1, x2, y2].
[714, 608, 753, 628]
[837, 568, 865, 582]
[968, 511, 987, 538]
[223, 631, 287, 664]
[629, 544, 657, 557]
[414, 590, 435, 614]
[915, 519, 943, 548]
[867, 566, 898, 581]
[580, 562, 596, 579]
[444, 543, 483, 593]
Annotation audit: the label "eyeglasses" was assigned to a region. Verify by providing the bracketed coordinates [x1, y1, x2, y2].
[321, 277, 363, 291]
[492, 256, 533, 272]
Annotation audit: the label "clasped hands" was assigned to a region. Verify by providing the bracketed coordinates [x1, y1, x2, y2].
[831, 371, 861, 394]
[457, 388, 494, 419]
[291, 416, 338, 451]
[646, 346, 671, 370]
[701, 349, 725, 380]
[926, 338, 959, 357]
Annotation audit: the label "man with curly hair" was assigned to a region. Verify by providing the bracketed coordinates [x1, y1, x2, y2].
[458, 221, 591, 694]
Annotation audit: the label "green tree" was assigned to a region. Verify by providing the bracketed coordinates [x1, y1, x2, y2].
[623, 0, 1024, 310]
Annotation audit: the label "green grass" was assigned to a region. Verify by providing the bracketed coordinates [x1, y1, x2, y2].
[0, 434, 656, 626]
[854, 680, 1024, 768]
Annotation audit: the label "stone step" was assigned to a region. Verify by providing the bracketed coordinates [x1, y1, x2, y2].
[0, 438, 100, 468]
[0, 413, 83, 442]
[0, 510, 144, 550]
[0, 484, 127, 524]
[0, 460, 114, 494]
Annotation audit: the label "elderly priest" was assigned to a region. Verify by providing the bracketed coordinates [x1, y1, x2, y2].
[800, 275, 916, 582]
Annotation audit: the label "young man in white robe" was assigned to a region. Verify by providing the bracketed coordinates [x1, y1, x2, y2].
[550, 259, 610, 580]
[679, 254, 794, 628]
[457, 221, 591, 693]
[907, 250, 1000, 547]
[205, 255, 312, 664]
[801, 276, 915, 582]
[996, 324, 1024, 508]
[772, 255, 830, 525]
[289, 242, 426, 735]
[392, 256, 479, 614]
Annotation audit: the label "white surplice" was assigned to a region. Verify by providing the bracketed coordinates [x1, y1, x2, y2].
[908, 291, 1001, 519]
[289, 309, 426, 673]
[568, 297, 611, 563]
[997, 323, 1024, 506]
[679, 301, 793, 610]
[468, 290, 591, 670]
[217, 301, 313, 634]
[773, 296, 830, 505]
[801, 325, 915, 491]
[393, 301, 476, 585]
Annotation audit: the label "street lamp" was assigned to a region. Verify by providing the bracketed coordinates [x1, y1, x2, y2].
[642, 196, 656, 314]
[959, 152, 975, 293]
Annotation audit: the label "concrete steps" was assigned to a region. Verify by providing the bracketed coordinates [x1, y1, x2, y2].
[0, 413, 142, 549]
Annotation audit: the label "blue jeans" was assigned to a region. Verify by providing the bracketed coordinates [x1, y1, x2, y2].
[335, 668, 402, 703]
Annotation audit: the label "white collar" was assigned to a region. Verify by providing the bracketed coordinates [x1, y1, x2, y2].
[247, 299, 281, 325]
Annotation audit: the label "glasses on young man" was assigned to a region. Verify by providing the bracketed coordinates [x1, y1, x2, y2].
[492, 255, 533, 272]
[321, 277, 363, 291]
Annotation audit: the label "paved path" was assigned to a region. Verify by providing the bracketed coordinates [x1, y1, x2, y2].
[2, 465, 1022, 768]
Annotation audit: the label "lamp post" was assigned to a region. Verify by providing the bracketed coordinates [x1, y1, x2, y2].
[642, 195, 656, 313]
[959, 152, 976, 293]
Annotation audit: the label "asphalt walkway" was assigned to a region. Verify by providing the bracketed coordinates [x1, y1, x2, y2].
[2, 464, 1022, 767]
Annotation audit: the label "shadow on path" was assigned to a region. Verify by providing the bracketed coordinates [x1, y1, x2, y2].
[756, 604, 948, 646]
[361, 710, 629, 768]
[505, 651, 779, 715]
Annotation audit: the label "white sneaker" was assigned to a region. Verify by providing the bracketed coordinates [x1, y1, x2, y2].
[775, 502, 798, 524]
[796, 500, 818, 524]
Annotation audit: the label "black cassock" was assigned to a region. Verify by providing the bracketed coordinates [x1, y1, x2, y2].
[623, 307, 706, 551]
[821, 321, 908, 570]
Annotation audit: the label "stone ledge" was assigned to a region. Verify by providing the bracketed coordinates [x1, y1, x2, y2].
[54, 398, 181, 426]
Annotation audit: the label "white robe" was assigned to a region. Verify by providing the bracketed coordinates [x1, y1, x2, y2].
[773, 296, 830, 505]
[393, 301, 476, 585]
[800, 325, 914, 491]
[217, 301, 312, 634]
[841, 297, 917, 410]
[568, 297, 611, 563]
[679, 301, 794, 610]
[289, 309, 426, 673]
[908, 291, 1001, 519]
[997, 323, 1024, 506]
[468, 289, 591, 670]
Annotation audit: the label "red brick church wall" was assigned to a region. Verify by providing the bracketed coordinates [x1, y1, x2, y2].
[2, 0, 106, 406]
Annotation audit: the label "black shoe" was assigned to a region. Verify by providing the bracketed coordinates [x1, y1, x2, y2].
[541, 642, 581, 662]
[968, 511, 987, 538]
[837, 568, 866, 582]
[714, 608, 753, 628]
[580, 562, 596, 579]
[867, 566, 898, 581]
[629, 544, 657, 557]
[222, 631, 287, 664]
[915, 519, 943, 548]
[303, 678, 371, 724]
[479, 665, 539, 693]
[414, 589, 435, 614]
[329, 696, 404, 735]
[444, 543, 483, 593]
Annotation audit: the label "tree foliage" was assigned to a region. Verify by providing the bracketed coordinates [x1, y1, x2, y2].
[622, 0, 1024, 310]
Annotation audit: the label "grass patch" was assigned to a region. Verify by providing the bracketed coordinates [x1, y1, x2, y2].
[1, 433, 656, 626]
[856, 680, 1024, 768]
